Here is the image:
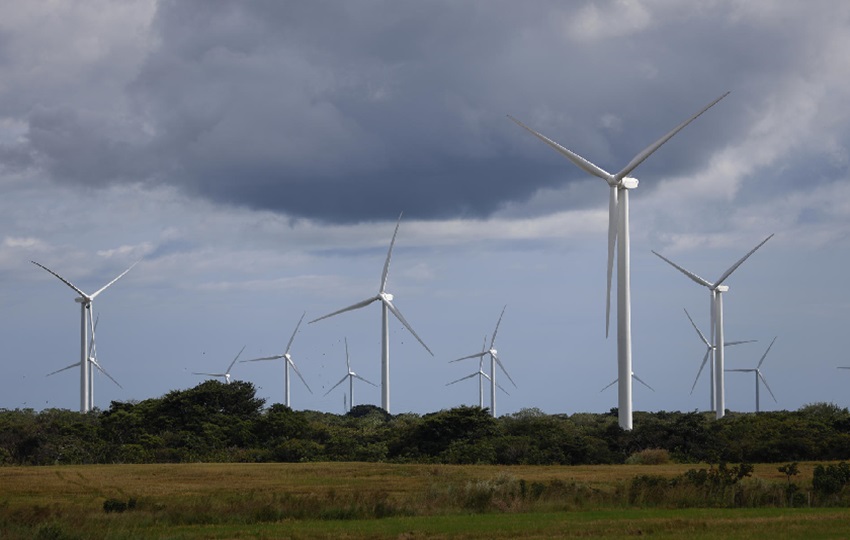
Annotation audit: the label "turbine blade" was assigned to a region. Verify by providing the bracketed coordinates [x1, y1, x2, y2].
[90, 258, 142, 300]
[726, 369, 753, 372]
[446, 372, 478, 386]
[725, 339, 757, 347]
[496, 382, 510, 396]
[93, 361, 123, 389]
[227, 345, 247, 373]
[652, 251, 712, 288]
[450, 351, 487, 363]
[690, 350, 711, 394]
[240, 354, 284, 363]
[309, 296, 379, 324]
[614, 92, 730, 179]
[384, 298, 433, 356]
[345, 337, 351, 372]
[324, 375, 348, 396]
[606, 186, 618, 338]
[714, 234, 774, 287]
[632, 373, 655, 392]
[193, 372, 225, 377]
[285, 312, 306, 355]
[757, 336, 777, 369]
[684, 308, 710, 347]
[507, 115, 613, 180]
[600, 378, 617, 392]
[838, 367, 850, 370]
[759, 372, 778, 402]
[380, 213, 403, 293]
[493, 354, 517, 388]
[491, 305, 507, 348]
[354, 374, 378, 387]
[31, 261, 88, 298]
[289, 360, 313, 394]
[47, 362, 81, 377]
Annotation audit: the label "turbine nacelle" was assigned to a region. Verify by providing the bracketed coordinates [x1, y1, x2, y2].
[613, 176, 639, 189]
[380, 292, 394, 302]
[714, 285, 729, 292]
[75, 297, 92, 305]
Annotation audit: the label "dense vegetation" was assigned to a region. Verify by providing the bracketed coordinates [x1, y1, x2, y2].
[1, 380, 849, 466]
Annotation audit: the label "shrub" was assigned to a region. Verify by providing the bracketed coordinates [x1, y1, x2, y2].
[626, 448, 671, 465]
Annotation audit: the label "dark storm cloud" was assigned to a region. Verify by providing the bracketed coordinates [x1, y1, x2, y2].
[3, 1, 829, 222]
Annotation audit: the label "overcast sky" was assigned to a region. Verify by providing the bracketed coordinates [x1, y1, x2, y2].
[3, 1, 850, 416]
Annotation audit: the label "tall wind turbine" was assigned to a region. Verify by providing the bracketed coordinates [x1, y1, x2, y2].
[652, 234, 773, 419]
[32, 259, 140, 413]
[324, 338, 377, 412]
[309, 213, 433, 413]
[451, 306, 517, 417]
[241, 312, 312, 407]
[683, 308, 755, 409]
[193, 345, 246, 384]
[726, 337, 778, 413]
[509, 92, 729, 430]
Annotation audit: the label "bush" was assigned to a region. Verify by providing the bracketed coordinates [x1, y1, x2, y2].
[626, 448, 671, 465]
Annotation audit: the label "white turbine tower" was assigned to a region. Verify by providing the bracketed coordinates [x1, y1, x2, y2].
[193, 345, 246, 384]
[451, 306, 516, 417]
[32, 259, 139, 413]
[683, 308, 755, 409]
[241, 312, 312, 407]
[726, 337, 778, 413]
[324, 338, 377, 412]
[309, 213, 433, 413]
[510, 92, 729, 430]
[47, 312, 122, 410]
[652, 234, 773, 419]
[446, 337, 509, 409]
[600, 372, 655, 393]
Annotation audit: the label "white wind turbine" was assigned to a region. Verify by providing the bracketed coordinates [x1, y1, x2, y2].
[47, 312, 122, 410]
[309, 213, 433, 413]
[32, 259, 140, 413]
[726, 337, 778, 413]
[509, 92, 729, 430]
[451, 306, 516, 417]
[446, 336, 509, 409]
[652, 234, 773, 419]
[241, 312, 312, 407]
[324, 338, 377, 412]
[683, 308, 755, 409]
[193, 345, 246, 384]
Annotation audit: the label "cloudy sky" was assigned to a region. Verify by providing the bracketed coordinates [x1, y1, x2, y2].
[3, 0, 850, 416]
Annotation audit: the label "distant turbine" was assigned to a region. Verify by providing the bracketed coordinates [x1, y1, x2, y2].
[726, 337, 778, 413]
[452, 306, 516, 417]
[241, 312, 312, 407]
[653, 234, 773, 419]
[446, 337, 509, 409]
[683, 308, 755, 409]
[193, 345, 246, 384]
[510, 92, 729, 430]
[309, 213, 433, 413]
[324, 338, 377, 412]
[32, 259, 140, 413]
[600, 372, 655, 393]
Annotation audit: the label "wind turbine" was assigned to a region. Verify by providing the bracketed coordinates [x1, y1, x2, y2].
[32, 259, 140, 413]
[652, 234, 773, 419]
[193, 345, 246, 384]
[600, 372, 655, 393]
[509, 92, 729, 430]
[240, 312, 312, 407]
[446, 337, 509, 409]
[324, 338, 377, 412]
[726, 337, 778, 413]
[451, 306, 516, 417]
[683, 308, 755, 409]
[309, 213, 433, 413]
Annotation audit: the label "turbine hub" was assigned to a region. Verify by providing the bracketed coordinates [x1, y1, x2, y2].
[620, 177, 639, 189]
[715, 285, 729, 292]
[382, 292, 394, 302]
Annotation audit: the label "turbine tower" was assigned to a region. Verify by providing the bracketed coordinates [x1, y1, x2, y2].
[241, 312, 312, 407]
[451, 306, 517, 417]
[193, 345, 246, 384]
[683, 308, 755, 409]
[510, 92, 729, 430]
[652, 234, 773, 419]
[309, 213, 433, 413]
[32, 259, 139, 413]
[726, 336, 778, 413]
[324, 338, 377, 412]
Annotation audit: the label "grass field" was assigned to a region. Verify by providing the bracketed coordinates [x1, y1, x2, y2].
[1, 462, 845, 539]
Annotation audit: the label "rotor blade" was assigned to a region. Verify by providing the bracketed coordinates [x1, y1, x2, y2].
[344, 337, 351, 372]
[725, 369, 754, 372]
[446, 372, 479, 386]
[690, 350, 711, 394]
[450, 351, 487, 363]
[632, 373, 655, 392]
[88, 309, 97, 357]
[285, 311, 306, 355]
[838, 367, 850, 370]
[226, 345, 247, 373]
[380, 213, 403, 293]
[496, 381, 510, 396]
[384, 298, 433, 356]
[714, 234, 774, 287]
[240, 354, 284, 363]
[92, 360, 123, 389]
[606, 186, 618, 338]
[684, 308, 710, 347]
[599, 378, 617, 392]
[309, 296, 379, 324]
[507, 115, 613, 180]
[651, 251, 712, 288]
[756, 336, 777, 369]
[493, 353, 517, 388]
[289, 359, 313, 394]
[725, 339, 757, 347]
[90, 258, 142, 300]
[614, 92, 730, 180]
[47, 362, 81, 377]
[324, 375, 349, 396]
[193, 372, 225, 377]
[353, 373, 378, 387]
[758, 372, 778, 402]
[491, 305, 507, 348]
[31, 261, 88, 298]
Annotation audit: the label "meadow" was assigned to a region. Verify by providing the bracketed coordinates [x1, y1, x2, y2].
[2, 461, 848, 539]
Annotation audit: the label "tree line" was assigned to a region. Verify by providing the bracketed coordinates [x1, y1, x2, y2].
[1, 380, 849, 466]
